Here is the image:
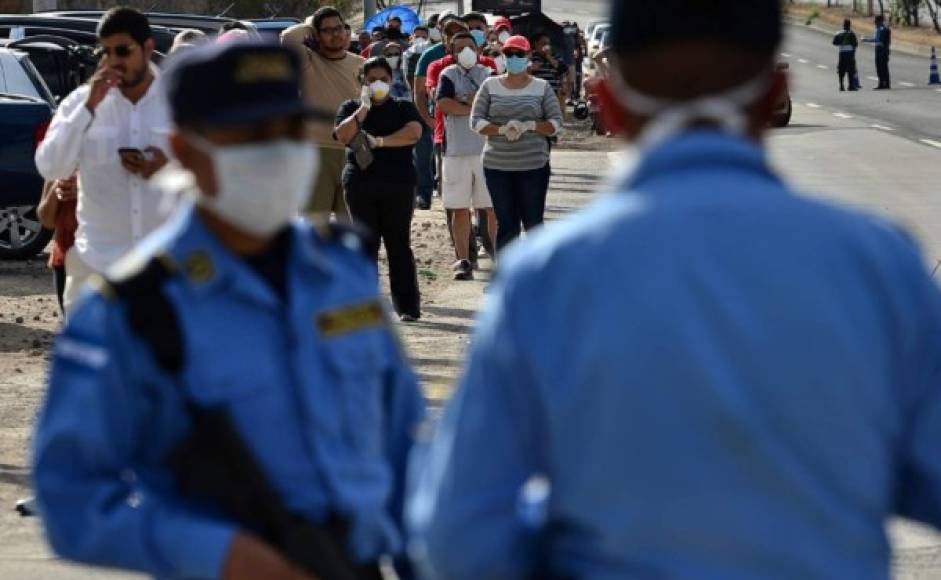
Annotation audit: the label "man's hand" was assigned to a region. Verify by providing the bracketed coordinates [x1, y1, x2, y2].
[54, 176, 78, 202]
[222, 532, 314, 580]
[85, 61, 121, 114]
[120, 147, 169, 179]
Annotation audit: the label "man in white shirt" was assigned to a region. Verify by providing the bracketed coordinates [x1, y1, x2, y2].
[35, 7, 173, 313]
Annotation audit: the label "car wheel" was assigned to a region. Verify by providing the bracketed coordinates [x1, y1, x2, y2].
[771, 97, 793, 128]
[0, 205, 53, 260]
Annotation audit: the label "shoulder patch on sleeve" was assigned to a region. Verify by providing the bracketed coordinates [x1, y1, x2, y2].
[55, 336, 109, 369]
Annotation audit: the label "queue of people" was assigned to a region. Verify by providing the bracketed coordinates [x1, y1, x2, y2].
[33, 3, 941, 580]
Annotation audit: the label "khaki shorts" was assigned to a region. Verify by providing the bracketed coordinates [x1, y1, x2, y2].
[442, 155, 492, 210]
[307, 147, 349, 218]
[63, 248, 97, 316]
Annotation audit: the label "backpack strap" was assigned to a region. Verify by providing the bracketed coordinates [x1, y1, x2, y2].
[98, 254, 185, 375]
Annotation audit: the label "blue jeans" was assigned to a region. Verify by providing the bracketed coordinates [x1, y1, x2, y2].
[484, 164, 551, 251]
[414, 124, 434, 205]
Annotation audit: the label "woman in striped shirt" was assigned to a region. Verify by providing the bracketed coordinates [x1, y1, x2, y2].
[470, 35, 564, 251]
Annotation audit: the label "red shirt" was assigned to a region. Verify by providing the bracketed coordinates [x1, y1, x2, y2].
[426, 55, 496, 144]
[49, 199, 77, 268]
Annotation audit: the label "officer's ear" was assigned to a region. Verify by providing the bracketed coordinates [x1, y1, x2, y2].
[170, 130, 219, 197]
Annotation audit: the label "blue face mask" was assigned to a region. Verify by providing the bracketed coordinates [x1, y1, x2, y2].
[470, 29, 487, 47]
[505, 56, 529, 74]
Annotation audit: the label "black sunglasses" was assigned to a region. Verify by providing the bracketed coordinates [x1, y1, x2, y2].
[503, 50, 527, 58]
[94, 44, 133, 59]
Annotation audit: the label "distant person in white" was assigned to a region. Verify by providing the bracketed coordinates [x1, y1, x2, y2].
[35, 7, 174, 313]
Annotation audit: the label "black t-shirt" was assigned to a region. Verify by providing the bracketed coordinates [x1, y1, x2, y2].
[336, 97, 421, 185]
[242, 228, 292, 302]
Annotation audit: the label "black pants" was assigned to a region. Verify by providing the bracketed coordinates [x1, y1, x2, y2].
[52, 265, 66, 314]
[484, 164, 551, 251]
[345, 180, 421, 318]
[876, 48, 891, 88]
[837, 53, 857, 88]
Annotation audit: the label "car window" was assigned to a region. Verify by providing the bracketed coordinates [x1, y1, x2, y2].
[17, 53, 56, 105]
[20, 49, 64, 98]
[0, 51, 41, 99]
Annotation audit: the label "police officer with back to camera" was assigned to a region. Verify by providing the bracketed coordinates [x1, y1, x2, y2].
[32, 40, 424, 580]
[833, 18, 858, 91]
[407, 0, 941, 578]
[864, 14, 892, 89]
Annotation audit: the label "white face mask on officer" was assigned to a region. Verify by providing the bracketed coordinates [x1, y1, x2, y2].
[607, 63, 773, 152]
[186, 134, 319, 237]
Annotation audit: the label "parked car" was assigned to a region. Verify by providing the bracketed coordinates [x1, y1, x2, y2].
[248, 17, 301, 38]
[772, 61, 793, 128]
[0, 47, 55, 259]
[39, 11, 262, 36]
[1, 35, 95, 101]
[0, 15, 177, 54]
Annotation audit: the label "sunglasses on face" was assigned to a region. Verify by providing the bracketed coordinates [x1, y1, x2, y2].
[503, 50, 527, 58]
[94, 44, 133, 59]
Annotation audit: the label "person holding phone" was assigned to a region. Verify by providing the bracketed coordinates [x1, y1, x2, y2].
[335, 57, 424, 322]
[35, 7, 174, 314]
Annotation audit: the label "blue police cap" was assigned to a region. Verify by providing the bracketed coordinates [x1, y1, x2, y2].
[163, 40, 330, 127]
[610, 0, 782, 54]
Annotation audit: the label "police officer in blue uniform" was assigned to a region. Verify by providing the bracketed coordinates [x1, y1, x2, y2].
[33, 41, 424, 580]
[864, 14, 892, 89]
[407, 1, 941, 578]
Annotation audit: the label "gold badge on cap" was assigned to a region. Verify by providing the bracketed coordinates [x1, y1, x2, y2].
[317, 301, 386, 338]
[184, 251, 215, 284]
[234, 54, 293, 84]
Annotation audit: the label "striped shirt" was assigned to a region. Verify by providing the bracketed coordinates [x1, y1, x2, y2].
[470, 76, 563, 172]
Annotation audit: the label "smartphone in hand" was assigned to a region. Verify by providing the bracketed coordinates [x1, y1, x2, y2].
[118, 147, 146, 165]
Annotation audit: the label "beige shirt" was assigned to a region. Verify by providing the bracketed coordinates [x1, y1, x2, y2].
[282, 23, 364, 150]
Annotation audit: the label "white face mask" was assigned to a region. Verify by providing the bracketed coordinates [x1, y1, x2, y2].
[607, 64, 772, 152]
[386, 55, 401, 69]
[493, 54, 507, 74]
[369, 80, 391, 100]
[188, 135, 319, 237]
[498, 30, 511, 44]
[457, 46, 477, 69]
[412, 38, 428, 52]
[429, 28, 442, 42]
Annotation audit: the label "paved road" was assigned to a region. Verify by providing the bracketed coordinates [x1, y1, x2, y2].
[782, 23, 941, 148]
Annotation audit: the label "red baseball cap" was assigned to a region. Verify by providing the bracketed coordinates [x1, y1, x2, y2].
[494, 17, 512, 32]
[501, 35, 531, 53]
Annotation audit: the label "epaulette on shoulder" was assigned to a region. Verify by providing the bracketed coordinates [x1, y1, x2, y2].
[310, 219, 375, 255]
[94, 254, 178, 301]
[92, 254, 185, 374]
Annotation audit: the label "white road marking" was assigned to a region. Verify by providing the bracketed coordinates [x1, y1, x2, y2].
[868, 76, 880, 81]
[900, 81, 915, 87]
[920, 139, 941, 149]
[833, 112, 853, 119]
[781, 52, 792, 58]
[806, 102, 822, 108]
[817, 64, 829, 70]
[871, 124, 894, 131]
[936, 89, 941, 93]
[798, 58, 809, 64]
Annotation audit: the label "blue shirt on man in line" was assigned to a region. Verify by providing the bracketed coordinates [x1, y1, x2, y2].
[33, 204, 425, 579]
[407, 131, 941, 579]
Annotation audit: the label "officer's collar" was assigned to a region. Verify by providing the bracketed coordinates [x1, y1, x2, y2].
[622, 130, 779, 192]
[168, 205, 334, 300]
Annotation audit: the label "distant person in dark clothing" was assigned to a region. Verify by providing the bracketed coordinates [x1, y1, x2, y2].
[833, 19, 858, 92]
[531, 32, 570, 118]
[863, 15, 892, 89]
[335, 57, 424, 322]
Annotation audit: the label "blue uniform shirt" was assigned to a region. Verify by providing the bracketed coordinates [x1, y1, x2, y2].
[33, 205, 425, 579]
[407, 132, 941, 579]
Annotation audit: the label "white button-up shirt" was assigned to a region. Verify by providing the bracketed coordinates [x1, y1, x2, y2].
[35, 66, 175, 273]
